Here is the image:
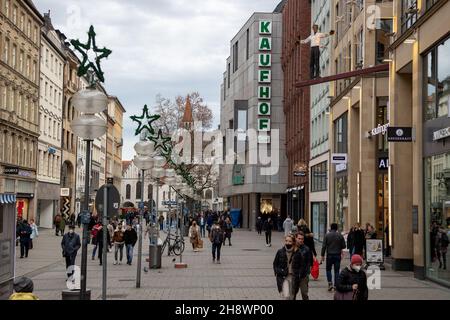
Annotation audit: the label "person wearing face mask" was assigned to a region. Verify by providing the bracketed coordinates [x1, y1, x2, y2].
[61, 225, 81, 279]
[273, 235, 302, 300]
[334, 254, 368, 301]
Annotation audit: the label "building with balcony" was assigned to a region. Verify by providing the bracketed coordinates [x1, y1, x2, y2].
[389, 0, 450, 285]
[219, 1, 288, 229]
[36, 11, 64, 228]
[0, 0, 43, 222]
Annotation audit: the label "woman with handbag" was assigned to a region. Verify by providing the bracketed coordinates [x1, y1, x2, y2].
[334, 254, 368, 300]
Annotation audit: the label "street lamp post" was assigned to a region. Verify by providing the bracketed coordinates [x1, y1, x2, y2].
[133, 134, 154, 288]
[71, 87, 108, 300]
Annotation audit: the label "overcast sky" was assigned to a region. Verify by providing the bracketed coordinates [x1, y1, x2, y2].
[34, 0, 282, 160]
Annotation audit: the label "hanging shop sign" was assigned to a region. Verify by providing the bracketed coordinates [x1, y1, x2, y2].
[387, 127, 413, 142]
[433, 127, 450, 141]
[378, 157, 389, 170]
[60, 188, 70, 197]
[3, 166, 19, 175]
[258, 20, 272, 143]
[331, 153, 347, 164]
[293, 163, 308, 177]
[370, 123, 390, 137]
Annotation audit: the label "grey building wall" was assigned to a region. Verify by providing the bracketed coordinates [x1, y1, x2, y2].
[219, 12, 287, 199]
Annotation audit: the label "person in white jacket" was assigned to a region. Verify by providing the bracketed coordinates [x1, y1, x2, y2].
[283, 216, 294, 237]
[29, 219, 38, 249]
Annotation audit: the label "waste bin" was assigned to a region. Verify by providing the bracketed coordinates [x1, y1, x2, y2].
[148, 225, 162, 269]
[61, 289, 91, 300]
[149, 245, 162, 269]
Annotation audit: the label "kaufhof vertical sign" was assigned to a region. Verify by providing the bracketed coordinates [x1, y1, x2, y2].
[258, 20, 272, 143]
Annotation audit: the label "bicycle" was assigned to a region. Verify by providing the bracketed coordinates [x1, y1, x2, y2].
[161, 231, 185, 256]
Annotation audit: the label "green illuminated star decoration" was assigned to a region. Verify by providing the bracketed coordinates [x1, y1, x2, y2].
[130, 105, 160, 136]
[70, 25, 112, 84]
[150, 129, 172, 154]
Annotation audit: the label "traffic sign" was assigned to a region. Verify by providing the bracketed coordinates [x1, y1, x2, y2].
[95, 184, 121, 218]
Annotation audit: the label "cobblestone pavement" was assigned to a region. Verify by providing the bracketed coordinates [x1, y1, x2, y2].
[16, 227, 450, 300]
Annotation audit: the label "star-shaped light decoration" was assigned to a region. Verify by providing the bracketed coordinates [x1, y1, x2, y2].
[70, 25, 112, 83]
[130, 105, 160, 137]
[150, 129, 172, 154]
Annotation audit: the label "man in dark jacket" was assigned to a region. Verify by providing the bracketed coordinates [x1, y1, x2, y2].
[273, 235, 302, 300]
[263, 218, 273, 247]
[321, 223, 347, 291]
[124, 224, 138, 265]
[96, 225, 111, 266]
[295, 232, 313, 300]
[348, 223, 365, 259]
[18, 220, 32, 258]
[61, 225, 81, 278]
[335, 254, 368, 300]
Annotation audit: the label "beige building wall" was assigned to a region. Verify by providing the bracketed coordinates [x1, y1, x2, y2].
[0, 0, 43, 221]
[390, 0, 450, 277]
[329, 0, 392, 235]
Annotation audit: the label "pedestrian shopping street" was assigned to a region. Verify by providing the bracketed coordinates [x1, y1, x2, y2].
[16, 227, 450, 300]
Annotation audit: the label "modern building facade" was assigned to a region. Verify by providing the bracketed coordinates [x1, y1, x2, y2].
[389, 0, 450, 285]
[0, 0, 43, 222]
[36, 11, 64, 228]
[328, 0, 392, 241]
[309, 0, 332, 242]
[219, 3, 288, 229]
[282, 0, 311, 223]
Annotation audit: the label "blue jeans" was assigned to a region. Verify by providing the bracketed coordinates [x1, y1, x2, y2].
[92, 244, 98, 258]
[126, 244, 134, 264]
[326, 254, 341, 286]
[200, 225, 206, 238]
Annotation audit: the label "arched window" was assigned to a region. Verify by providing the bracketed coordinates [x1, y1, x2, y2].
[136, 181, 142, 199]
[148, 185, 153, 202]
[205, 189, 213, 199]
[126, 184, 131, 199]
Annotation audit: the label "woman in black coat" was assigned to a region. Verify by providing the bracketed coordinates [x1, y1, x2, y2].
[273, 235, 302, 300]
[335, 254, 368, 301]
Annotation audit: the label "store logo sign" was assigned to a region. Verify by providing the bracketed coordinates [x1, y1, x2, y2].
[433, 127, 450, 141]
[378, 157, 389, 170]
[387, 127, 413, 142]
[370, 123, 389, 136]
[258, 20, 272, 141]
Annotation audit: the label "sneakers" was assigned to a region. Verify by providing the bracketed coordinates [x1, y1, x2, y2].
[91, 256, 95, 260]
[113, 261, 118, 265]
[328, 283, 334, 292]
[217, 260, 221, 264]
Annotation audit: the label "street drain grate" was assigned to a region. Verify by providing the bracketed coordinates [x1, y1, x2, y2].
[242, 249, 262, 252]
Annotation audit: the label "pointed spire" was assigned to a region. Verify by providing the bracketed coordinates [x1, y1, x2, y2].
[182, 95, 194, 124]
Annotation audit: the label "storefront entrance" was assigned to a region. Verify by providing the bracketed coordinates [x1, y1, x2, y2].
[377, 172, 389, 250]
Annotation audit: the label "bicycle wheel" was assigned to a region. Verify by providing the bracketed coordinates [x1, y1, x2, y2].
[172, 239, 185, 256]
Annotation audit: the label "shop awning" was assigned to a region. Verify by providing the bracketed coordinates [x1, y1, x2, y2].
[0, 194, 16, 204]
